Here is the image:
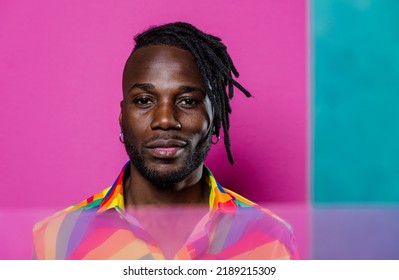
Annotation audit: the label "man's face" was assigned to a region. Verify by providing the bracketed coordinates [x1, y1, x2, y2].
[120, 45, 214, 189]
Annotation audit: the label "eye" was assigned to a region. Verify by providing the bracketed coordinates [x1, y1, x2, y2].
[134, 97, 154, 107]
[179, 98, 199, 107]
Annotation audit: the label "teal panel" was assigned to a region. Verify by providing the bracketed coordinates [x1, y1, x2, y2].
[313, 0, 399, 203]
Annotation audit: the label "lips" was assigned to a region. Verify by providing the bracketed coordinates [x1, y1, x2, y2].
[146, 139, 187, 148]
[145, 139, 188, 159]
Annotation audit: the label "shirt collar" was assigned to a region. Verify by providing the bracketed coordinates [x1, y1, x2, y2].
[97, 161, 237, 213]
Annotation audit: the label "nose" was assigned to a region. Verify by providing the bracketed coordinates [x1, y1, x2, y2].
[150, 101, 181, 130]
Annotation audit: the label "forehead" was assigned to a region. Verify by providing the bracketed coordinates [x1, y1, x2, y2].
[122, 45, 204, 93]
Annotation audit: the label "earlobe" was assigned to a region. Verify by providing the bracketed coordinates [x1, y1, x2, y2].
[211, 126, 220, 144]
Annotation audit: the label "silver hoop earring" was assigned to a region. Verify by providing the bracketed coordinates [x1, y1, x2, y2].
[211, 135, 220, 145]
[119, 132, 125, 144]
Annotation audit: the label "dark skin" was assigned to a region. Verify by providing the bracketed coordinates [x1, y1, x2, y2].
[119, 45, 215, 258]
[119, 45, 214, 207]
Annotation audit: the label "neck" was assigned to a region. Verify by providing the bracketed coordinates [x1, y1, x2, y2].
[123, 164, 209, 207]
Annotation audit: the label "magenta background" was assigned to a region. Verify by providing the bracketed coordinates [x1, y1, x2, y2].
[0, 0, 308, 258]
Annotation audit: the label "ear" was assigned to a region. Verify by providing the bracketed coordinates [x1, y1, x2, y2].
[119, 100, 123, 128]
[214, 126, 220, 137]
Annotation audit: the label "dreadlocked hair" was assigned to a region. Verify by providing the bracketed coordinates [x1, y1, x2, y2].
[132, 22, 252, 164]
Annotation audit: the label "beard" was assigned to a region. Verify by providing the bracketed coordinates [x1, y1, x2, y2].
[121, 127, 212, 191]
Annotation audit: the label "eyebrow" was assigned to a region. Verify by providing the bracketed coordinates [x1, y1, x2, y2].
[128, 83, 155, 92]
[179, 85, 205, 93]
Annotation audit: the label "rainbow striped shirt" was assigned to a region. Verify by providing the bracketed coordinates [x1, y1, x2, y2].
[33, 162, 298, 259]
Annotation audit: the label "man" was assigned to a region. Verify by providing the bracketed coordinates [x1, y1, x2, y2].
[33, 22, 298, 259]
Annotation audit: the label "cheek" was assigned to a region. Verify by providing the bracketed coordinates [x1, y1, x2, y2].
[122, 111, 149, 139]
[181, 112, 211, 140]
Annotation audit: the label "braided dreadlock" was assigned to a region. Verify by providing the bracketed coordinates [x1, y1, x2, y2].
[131, 22, 252, 164]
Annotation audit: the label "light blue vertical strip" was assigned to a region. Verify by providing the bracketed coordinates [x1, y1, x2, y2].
[313, 0, 399, 203]
[312, 0, 399, 259]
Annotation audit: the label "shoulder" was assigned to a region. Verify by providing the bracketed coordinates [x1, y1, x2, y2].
[225, 188, 292, 228]
[32, 187, 111, 259]
[222, 187, 299, 259]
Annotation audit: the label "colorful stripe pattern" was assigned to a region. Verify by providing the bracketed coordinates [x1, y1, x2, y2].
[33, 162, 298, 259]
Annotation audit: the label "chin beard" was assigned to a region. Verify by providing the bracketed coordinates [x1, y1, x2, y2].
[122, 132, 212, 191]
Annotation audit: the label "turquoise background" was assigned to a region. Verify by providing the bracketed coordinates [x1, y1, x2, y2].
[313, 0, 399, 203]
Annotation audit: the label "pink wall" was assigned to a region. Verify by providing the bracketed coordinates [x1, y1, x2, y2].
[0, 0, 308, 258]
